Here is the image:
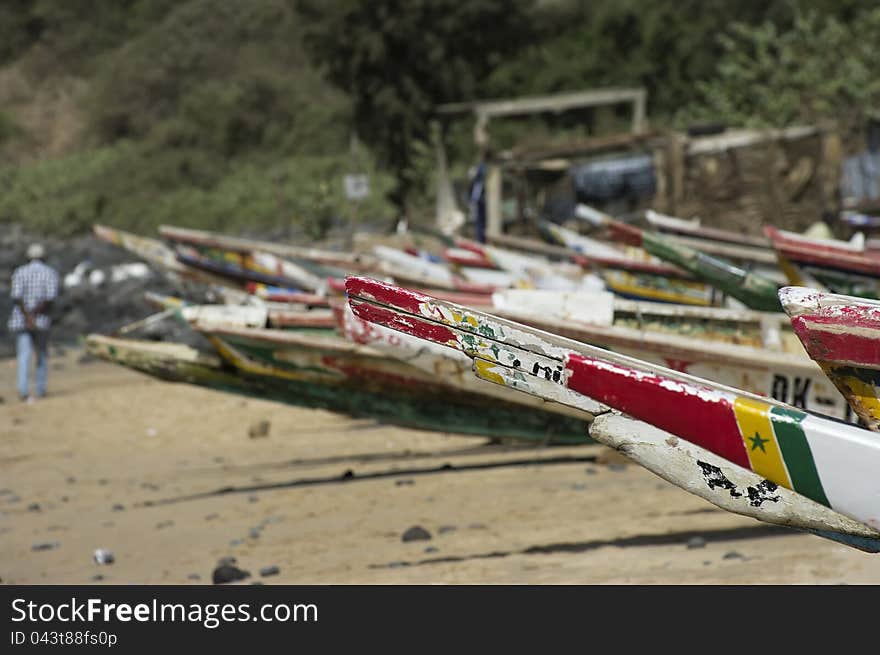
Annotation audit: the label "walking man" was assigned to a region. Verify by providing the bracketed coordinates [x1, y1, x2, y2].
[9, 243, 59, 402]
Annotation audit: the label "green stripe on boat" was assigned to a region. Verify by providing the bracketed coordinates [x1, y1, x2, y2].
[770, 406, 831, 507]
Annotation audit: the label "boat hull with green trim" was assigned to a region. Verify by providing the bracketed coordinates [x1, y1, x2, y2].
[86, 333, 592, 444]
[194, 324, 593, 444]
[608, 220, 782, 311]
[345, 276, 880, 549]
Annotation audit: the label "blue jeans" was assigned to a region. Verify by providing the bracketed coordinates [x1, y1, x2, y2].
[16, 331, 49, 398]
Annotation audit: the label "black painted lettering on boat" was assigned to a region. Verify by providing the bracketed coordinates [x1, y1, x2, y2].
[771, 374, 811, 410]
[746, 480, 780, 507]
[532, 362, 563, 383]
[792, 378, 811, 409]
[697, 461, 742, 498]
[772, 374, 788, 404]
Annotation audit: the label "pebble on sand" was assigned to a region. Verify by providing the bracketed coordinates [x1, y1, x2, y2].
[401, 526, 432, 542]
[686, 536, 707, 550]
[259, 565, 280, 577]
[213, 563, 250, 585]
[27, 503, 41, 512]
[248, 420, 271, 439]
[93, 549, 115, 565]
[723, 551, 745, 560]
[111, 504, 125, 512]
[437, 525, 457, 535]
[32, 542, 60, 552]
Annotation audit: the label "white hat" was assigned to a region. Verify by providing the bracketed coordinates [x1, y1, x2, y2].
[27, 243, 45, 259]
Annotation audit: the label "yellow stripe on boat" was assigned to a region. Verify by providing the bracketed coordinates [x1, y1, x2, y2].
[473, 358, 506, 385]
[733, 397, 793, 488]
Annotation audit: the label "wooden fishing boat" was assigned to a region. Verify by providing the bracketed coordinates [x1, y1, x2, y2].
[93, 224, 232, 287]
[475, 287, 846, 420]
[193, 322, 592, 443]
[158, 224, 376, 271]
[345, 276, 880, 549]
[645, 210, 771, 249]
[86, 334, 247, 387]
[336, 302, 592, 422]
[144, 292, 336, 331]
[780, 286, 880, 431]
[540, 222, 720, 306]
[244, 284, 331, 307]
[765, 225, 880, 298]
[85, 333, 587, 442]
[450, 238, 599, 291]
[174, 244, 330, 294]
[491, 289, 796, 350]
[371, 245, 498, 294]
[608, 219, 782, 311]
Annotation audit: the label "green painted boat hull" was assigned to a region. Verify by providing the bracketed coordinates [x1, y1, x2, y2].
[87, 335, 592, 445]
[642, 231, 781, 312]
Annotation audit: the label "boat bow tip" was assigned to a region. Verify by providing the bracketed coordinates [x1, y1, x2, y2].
[778, 286, 824, 318]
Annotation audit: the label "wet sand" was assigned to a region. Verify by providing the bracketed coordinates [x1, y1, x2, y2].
[3, 348, 880, 584]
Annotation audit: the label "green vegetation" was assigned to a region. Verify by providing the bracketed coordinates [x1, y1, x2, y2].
[1, 0, 878, 238]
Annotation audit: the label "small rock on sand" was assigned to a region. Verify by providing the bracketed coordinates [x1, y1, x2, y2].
[259, 565, 280, 577]
[248, 420, 271, 439]
[213, 563, 250, 585]
[686, 537, 707, 550]
[32, 542, 60, 552]
[93, 549, 115, 565]
[401, 526, 432, 542]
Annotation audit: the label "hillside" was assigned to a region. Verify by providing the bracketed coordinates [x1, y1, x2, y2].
[0, 0, 393, 238]
[1, 1, 878, 238]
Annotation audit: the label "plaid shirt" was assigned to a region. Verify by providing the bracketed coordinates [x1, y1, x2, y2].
[8, 260, 59, 332]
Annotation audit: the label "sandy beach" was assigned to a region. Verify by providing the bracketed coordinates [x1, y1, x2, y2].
[4, 347, 880, 585]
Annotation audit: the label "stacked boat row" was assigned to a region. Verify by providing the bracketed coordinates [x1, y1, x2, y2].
[86, 211, 880, 553]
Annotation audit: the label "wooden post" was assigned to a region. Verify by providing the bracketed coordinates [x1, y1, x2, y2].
[486, 164, 502, 238]
[632, 89, 647, 134]
[347, 132, 362, 249]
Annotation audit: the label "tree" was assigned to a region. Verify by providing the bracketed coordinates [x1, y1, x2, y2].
[298, 0, 537, 218]
[682, 7, 880, 133]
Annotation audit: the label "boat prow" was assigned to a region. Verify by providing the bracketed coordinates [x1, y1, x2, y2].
[780, 285, 880, 430]
[346, 275, 880, 549]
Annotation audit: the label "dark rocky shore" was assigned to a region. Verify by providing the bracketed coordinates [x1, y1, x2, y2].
[0, 224, 194, 358]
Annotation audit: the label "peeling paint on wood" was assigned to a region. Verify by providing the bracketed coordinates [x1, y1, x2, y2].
[781, 285, 880, 430]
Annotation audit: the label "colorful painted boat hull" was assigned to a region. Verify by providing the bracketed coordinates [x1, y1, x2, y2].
[345, 276, 880, 541]
[540, 222, 719, 305]
[491, 307, 849, 420]
[197, 324, 593, 444]
[766, 226, 880, 298]
[780, 286, 880, 430]
[93, 224, 232, 287]
[87, 332, 591, 444]
[610, 220, 782, 311]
